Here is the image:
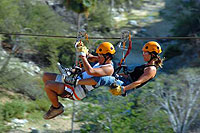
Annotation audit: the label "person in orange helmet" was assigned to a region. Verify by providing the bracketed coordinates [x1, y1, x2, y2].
[109, 41, 164, 96]
[43, 42, 115, 120]
[76, 41, 164, 96]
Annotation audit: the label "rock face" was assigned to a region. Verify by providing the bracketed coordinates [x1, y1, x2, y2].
[0, 44, 42, 76]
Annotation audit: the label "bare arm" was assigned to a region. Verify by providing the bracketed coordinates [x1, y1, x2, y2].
[87, 53, 98, 62]
[80, 56, 114, 76]
[124, 66, 156, 91]
[78, 78, 97, 85]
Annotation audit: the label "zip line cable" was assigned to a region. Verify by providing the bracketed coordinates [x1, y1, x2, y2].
[0, 32, 200, 40]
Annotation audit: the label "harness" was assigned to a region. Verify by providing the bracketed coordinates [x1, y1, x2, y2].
[72, 29, 89, 86]
[56, 30, 89, 100]
[114, 31, 132, 76]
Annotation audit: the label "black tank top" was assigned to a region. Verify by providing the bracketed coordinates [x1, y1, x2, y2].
[129, 64, 156, 88]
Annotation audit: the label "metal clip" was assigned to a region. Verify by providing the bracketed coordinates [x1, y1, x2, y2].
[75, 29, 88, 48]
[118, 31, 130, 50]
[77, 29, 87, 41]
[120, 31, 129, 42]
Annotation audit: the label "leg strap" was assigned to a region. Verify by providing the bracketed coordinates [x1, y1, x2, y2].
[58, 90, 74, 100]
[64, 84, 87, 100]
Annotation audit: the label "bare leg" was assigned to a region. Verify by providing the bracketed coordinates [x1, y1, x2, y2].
[43, 72, 58, 84]
[78, 78, 97, 86]
[44, 81, 65, 108]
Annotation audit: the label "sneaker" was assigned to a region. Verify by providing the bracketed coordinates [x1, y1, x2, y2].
[64, 67, 72, 76]
[43, 103, 64, 120]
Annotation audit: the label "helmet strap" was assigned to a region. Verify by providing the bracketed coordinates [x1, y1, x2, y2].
[102, 54, 110, 65]
[148, 52, 157, 63]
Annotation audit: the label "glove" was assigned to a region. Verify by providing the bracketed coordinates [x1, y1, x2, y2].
[75, 41, 89, 57]
[75, 41, 84, 49]
[77, 45, 89, 57]
[73, 66, 82, 73]
[109, 83, 125, 96]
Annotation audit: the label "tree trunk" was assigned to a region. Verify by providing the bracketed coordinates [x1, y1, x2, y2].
[77, 13, 81, 30]
[110, 0, 114, 15]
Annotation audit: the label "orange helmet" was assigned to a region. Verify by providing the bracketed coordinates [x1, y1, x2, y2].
[142, 41, 162, 54]
[96, 42, 115, 55]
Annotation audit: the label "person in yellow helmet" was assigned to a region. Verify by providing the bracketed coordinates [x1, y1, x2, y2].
[76, 41, 164, 96]
[42, 42, 115, 120]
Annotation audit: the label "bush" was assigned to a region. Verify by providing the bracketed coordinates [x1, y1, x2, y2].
[26, 98, 50, 113]
[163, 44, 182, 60]
[170, 0, 200, 37]
[2, 100, 27, 121]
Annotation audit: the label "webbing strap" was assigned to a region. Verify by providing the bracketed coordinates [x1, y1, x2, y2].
[119, 33, 132, 67]
[64, 84, 81, 100]
[115, 32, 132, 75]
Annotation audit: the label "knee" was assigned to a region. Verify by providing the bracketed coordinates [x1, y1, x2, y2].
[43, 72, 57, 83]
[44, 81, 53, 90]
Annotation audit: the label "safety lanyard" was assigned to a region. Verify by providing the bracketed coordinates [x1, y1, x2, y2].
[74, 29, 89, 68]
[115, 31, 132, 75]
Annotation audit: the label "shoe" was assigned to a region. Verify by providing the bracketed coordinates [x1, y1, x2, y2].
[64, 67, 72, 76]
[43, 103, 64, 120]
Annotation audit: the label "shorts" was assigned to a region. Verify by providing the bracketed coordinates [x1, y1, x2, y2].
[55, 74, 64, 83]
[92, 75, 130, 88]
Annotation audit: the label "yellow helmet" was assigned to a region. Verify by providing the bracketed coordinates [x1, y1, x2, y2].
[142, 41, 162, 54]
[96, 42, 115, 55]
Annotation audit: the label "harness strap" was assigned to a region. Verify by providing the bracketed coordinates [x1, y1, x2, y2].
[119, 32, 132, 67]
[81, 85, 88, 94]
[115, 32, 132, 75]
[64, 84, 81, 100]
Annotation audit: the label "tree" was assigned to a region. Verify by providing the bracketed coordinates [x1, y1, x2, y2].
[75, 86, 172, 132]
[63, 0, 96, 30]
[0, 0, 75, 100]
[0, 0, 74, 68]
[152, 68, 200, 133]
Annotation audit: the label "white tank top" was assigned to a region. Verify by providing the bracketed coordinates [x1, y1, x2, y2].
[81, 62, 113, 79]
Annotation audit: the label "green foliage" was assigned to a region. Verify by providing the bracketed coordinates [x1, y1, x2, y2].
[0, 0, 22, 32]
[25, 98, 50, 120]
[1, 100, 27, 121]
[163, 44, 182, 60]
[0, 97, 51, 124]
[0, 104, 11, 132]
[0, 0, 73, 68]
[57, 39, 76, 67]
[26, 98, 50, 113]
[76, 86, 173, 132]
[64, 0, 96, 14]
[148, 68, 200, 132]
[87, 2, 113, 34]
[0, 67, 44, 100]
[172, 12, 200, 37]
[169, 0, 200, 36]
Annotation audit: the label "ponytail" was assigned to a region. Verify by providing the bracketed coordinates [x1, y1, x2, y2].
[153, 55, 164, 68]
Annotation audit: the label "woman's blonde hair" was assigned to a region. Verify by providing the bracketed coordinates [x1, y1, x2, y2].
[153, 55, 165, 68]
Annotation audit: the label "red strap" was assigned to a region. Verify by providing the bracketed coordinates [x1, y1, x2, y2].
[64, 84, 81, 100]
[124, 33, 132, 60]
[119, 33, 132, 67]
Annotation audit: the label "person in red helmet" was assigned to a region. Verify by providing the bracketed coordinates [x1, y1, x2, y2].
[43, 42, 115, 120]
